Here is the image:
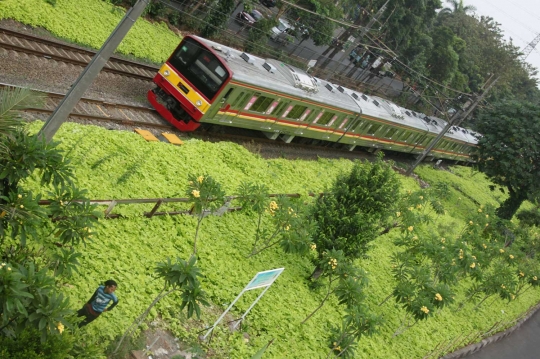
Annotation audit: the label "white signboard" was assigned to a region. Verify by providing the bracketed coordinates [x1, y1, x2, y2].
[307, 59, 317, 68]
[245, 268, 284, 290]
[203, 268, 284, 339]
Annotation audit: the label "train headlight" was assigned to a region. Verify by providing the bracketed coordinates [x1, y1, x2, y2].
[195, 100, 202, 107]
[163, 70, 170, 76]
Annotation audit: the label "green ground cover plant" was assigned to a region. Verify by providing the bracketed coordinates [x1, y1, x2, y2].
[15, 121, 540, 358]
[0, 0, 180, 63]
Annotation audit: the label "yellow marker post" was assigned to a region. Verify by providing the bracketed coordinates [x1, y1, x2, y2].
[162, 132, 184, 145]
[134, 129, 159, 141]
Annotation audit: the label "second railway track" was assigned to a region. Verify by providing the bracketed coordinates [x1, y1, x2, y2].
[0, 83, 173, 130]
[0, 27, 158, 81]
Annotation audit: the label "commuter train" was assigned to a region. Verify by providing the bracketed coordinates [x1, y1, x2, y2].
[147, 35, 478, 162]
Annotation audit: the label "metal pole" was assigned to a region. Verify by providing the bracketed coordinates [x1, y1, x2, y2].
[232, 285, 272, 330]
[203, 289, 245, 339]
[37, 0, 149, 142]
[405, 77, 498, 176]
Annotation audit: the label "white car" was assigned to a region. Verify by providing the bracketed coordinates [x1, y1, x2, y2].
[270, 18, 292, 40]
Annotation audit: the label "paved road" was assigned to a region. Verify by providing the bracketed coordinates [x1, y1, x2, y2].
[462, 308, 540, 359]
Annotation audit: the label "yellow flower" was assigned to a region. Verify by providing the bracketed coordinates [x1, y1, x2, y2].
[501, 284, 506, 289]
[17, 194, 22, 199]
[269, 201, 278, 210]
[285, 225, 290, 231]
[310, 243, 317, 251]
[470, 262, 476, 269]
[486, 214, 489, 218]
[509, 255, 514, 259]
[19, 205, 24, 209]
[7, 267, 11, 271]
[419, 196, 424, 200]
[472, 256, 476, 260]
[499, 249, 505, 253]
[192, 190, 200, 198]
[57, 322, 64, 334]
[519, 272, 525, 277]
[485, 223, 489, 227]
[396, 212, 401, 217]
[416, 204, 422, 209]
[511, 295, 515, 300]
[197, 175, 204, 183]
[483, 244, 487, 249]
[407, 226, 414, 232]
[441, 238, 446, 243]
[189, 181, 193, 185]
[408, 207, 414, 211]
[478, 208, 482, 213]
[534, 276, 538, 281]
[420, 306, 429, 314]
[435, 293, 443, 301]
[412, 235, 418, 240]
[469, 221, 473, 225]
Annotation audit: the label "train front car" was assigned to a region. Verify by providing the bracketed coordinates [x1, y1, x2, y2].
[148, 36, 232, 131]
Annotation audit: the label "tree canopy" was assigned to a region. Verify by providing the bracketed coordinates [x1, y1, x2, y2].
[474, 101, 540, 219]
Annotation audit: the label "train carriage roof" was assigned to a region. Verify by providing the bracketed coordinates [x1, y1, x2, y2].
[196, 36, 361, 114]
[195, 36, 478, 146]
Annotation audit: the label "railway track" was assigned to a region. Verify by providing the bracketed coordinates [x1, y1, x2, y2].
[0, 27, 158, 81]
[0, 83, 173, 130]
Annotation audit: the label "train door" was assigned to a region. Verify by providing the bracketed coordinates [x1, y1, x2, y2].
[204, 86, 236, 121]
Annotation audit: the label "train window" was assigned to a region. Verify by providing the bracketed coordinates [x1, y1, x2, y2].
[316, 112, 334, 125]
[359, 121, 372, 131]
[399, 131, 411, 141]
[385, 128, 398, 139]
[231, 92, 244, 108]
[368, 124, 382, 135]
[286, 105, 309, 120]
[271, 102, 286, 116]
[169, 38, 230, 100]
[250, 96, 274, 113]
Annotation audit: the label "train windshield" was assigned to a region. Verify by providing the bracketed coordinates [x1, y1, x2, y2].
[169, 38, 230, 100]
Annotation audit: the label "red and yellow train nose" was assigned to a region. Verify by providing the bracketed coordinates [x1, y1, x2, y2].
[156, 63, 211, 116]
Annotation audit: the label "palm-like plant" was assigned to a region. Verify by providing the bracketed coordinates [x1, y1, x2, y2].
[0, 87, 43, 153]
[439, 0, 476, 18]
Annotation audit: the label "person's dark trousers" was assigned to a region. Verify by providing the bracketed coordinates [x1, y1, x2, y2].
[77, 303, 101, 327]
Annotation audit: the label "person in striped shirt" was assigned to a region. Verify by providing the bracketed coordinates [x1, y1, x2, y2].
[77, 280, 119, 327]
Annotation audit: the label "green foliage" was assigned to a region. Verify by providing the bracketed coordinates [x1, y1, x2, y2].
[50, 248, 82, 278]
[312, 154, 401, 261]
[245, 18, 276, 54]
[11, 121, 540, 358]
[200, 0, 236, 38]
[186, 174, 226, 253]
[474, 101, 540, 219]
[0, 0, 180, 63]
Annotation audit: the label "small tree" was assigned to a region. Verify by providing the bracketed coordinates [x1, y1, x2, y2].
[302, 250, 369, 324]
[311, 154, 400, 278]
[327, 304, 382, 358]
[1, 87, 100, 351]
[114, 255, 208, 354]
[237, 182, 314, 256]
[474, 101, 540, 219]
[186, 174, 225, 254]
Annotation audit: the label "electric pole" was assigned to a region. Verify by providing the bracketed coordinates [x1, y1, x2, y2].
[405, 77, 498, 176]
[38, 0, 149, 142]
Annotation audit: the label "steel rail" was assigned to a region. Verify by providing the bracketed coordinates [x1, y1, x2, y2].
[0, 27, 156, 81]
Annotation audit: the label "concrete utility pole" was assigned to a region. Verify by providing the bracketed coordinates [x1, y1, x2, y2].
[38, 0, 149, 142]
[405, 77, 498, 176]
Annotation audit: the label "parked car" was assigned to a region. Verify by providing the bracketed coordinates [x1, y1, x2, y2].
[270, 18, 292, 40]
[260, 0, 276, 8]
[235, 11, 256, 27]
[250, 9, 264, 22]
